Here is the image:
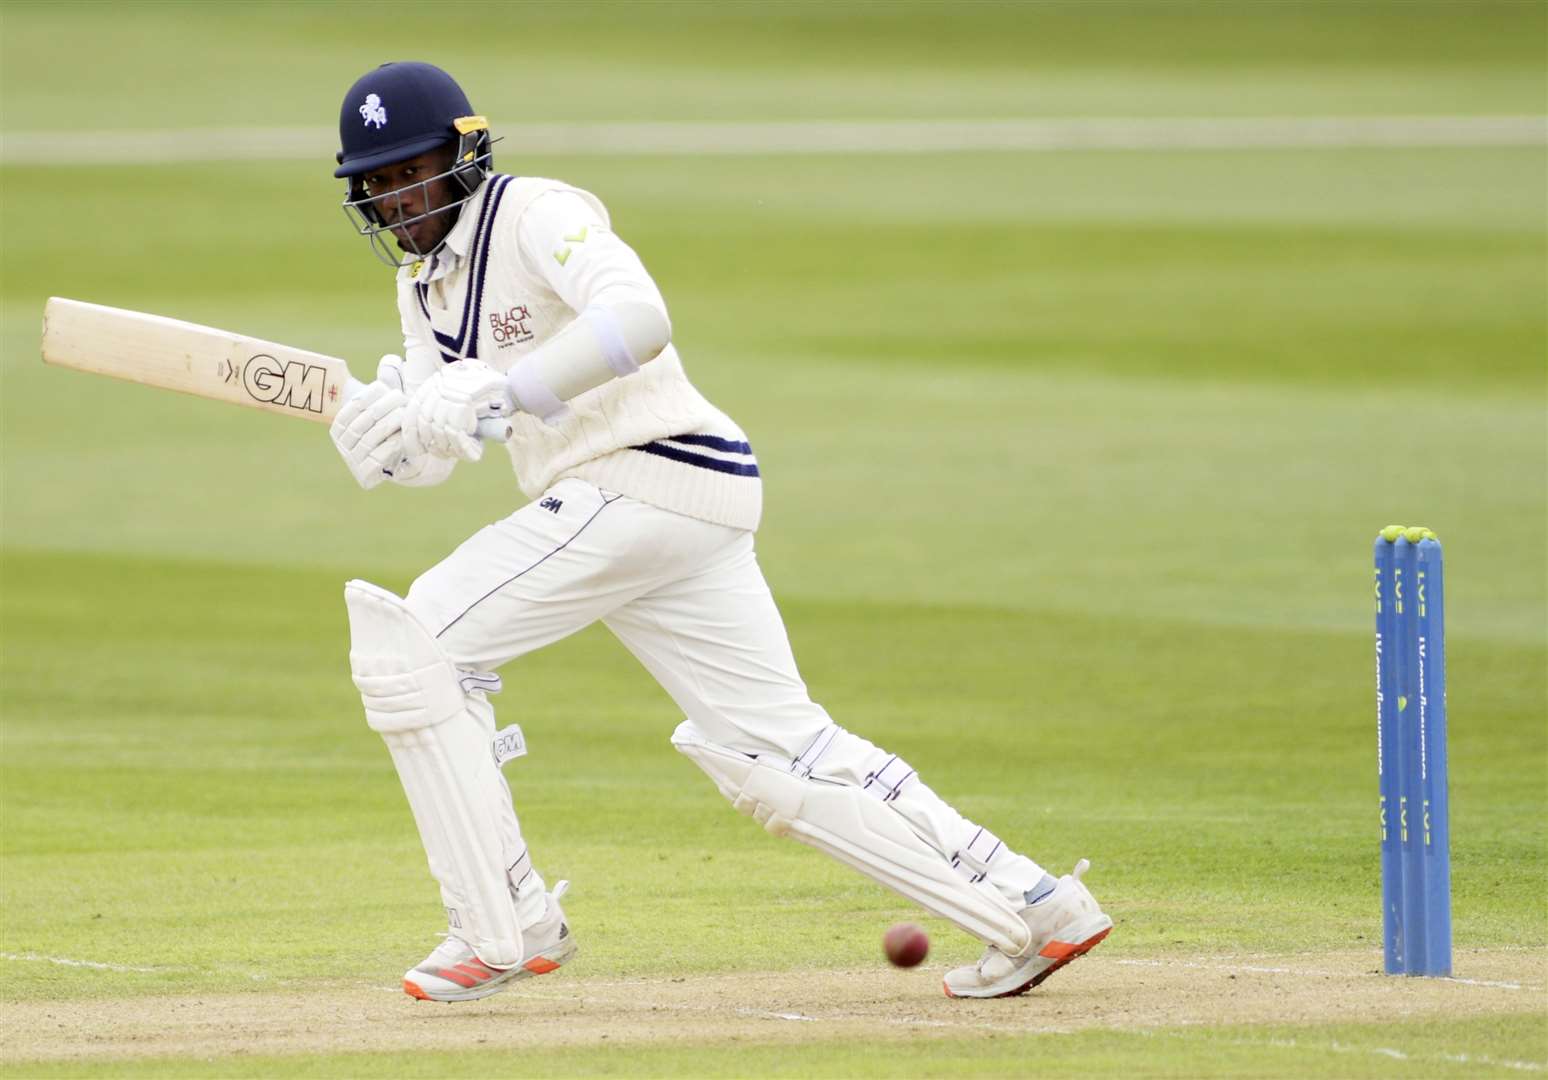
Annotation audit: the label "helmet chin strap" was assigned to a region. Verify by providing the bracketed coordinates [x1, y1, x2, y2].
[449, 126, 492, 197]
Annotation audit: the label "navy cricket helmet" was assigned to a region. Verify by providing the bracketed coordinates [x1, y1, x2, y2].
[335, 62, 494, 267]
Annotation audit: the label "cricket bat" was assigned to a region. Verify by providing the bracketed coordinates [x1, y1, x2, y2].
[40, 297, 512, 440]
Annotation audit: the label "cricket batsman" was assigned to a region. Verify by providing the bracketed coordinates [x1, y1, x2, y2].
[328, 61, 1111, 1002]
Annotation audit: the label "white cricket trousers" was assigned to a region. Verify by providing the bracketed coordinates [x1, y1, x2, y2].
[403, 478, 1044, 927]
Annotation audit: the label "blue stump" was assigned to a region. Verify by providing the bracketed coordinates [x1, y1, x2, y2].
[1374, 526, 1452, 977]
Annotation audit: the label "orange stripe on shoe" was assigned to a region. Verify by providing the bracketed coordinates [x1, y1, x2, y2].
[453, 963, 496, 981]
[434, 967, 479, 988]
[403, 979, 431, 1000]
[1039, 926, 1110, 961]
[1039, 939, 1082, 960]
[464, 958, 501, 977]
[524, 956, 561, 975]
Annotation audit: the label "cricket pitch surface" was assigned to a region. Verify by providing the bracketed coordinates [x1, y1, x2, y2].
[5, 947, 1542, 1066]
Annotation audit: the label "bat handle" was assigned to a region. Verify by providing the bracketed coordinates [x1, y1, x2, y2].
[476, 417, 515, 442]
[342, 376, 513, 442]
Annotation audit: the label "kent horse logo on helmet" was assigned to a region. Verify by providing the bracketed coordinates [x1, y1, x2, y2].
[359, 93, 388, 129]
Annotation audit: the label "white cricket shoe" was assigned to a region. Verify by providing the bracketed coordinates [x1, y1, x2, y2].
[943, 859, 1112, 999]
[403, 880, 578, 1002]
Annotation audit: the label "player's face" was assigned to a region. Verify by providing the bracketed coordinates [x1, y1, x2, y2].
[361, 146, 460, 255]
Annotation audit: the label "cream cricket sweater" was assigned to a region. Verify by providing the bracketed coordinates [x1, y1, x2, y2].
[394, 175, 761, 532]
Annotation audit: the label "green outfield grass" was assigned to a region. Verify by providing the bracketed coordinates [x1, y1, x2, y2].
[3, 1, 1544, 125]
[2, 2, 1545, 1076]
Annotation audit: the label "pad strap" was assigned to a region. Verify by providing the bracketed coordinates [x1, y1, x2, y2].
[951, 827, 1005, 884]
[862, 755, 917, 803]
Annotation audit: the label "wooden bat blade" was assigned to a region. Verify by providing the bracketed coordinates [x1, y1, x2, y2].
[41, 297, 353, 424]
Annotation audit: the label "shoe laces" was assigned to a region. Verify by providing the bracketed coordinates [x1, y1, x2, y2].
[529, 880, 570, 931]
[974, 943, 1018, 978]
[423, 881, 572, 968]
[423, 934, 475, 968]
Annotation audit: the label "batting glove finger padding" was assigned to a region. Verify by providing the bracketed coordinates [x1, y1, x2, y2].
[330, 378, 409, 489]
[404, 360, 512, 463]
[375, 352, 407, 393]
[367, 356, 452, 485]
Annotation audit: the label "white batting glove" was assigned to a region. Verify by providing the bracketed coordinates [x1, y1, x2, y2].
[329, 355, 408, 489]
[403, 359, 513, 463]
[370, 354, 450, 485]
[375, 352, 407, 395]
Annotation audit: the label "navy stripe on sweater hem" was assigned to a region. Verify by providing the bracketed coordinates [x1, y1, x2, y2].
[630, 441, 760, 477]
[664, 434, 753, 454]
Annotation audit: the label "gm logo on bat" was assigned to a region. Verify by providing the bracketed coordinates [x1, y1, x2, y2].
[230, 354, 328, 414]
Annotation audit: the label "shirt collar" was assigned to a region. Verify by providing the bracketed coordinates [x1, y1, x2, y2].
[403, 177, 492, 285]
[441, 177, 492, 260]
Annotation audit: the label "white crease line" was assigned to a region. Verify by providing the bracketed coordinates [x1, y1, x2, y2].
[1443, 976, 1534, 990]
[1202, 947, 1542, 959]
[1437, 1053, 1546, 1073]
[516, 988, 1051, 1035]
[736, 1008, 818, 1023]
[1, 951, 269, 981]
[1116, 958, 1534, 990]
[0, 951, 159, 973]
[1141, 1030, 1546, 1073]
[1462, 945, 1547, 954]
[1, 116, 1542, 164]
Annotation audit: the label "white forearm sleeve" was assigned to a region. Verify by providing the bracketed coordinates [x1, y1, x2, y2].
[505, 301, 670, 421]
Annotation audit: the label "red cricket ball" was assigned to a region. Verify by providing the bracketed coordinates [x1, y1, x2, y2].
[883, 922, 929, 968]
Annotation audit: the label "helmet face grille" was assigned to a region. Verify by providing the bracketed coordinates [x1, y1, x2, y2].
[340, 136, 495, 268]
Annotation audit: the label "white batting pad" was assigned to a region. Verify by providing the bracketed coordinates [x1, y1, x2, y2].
[672, 726, 1032, 955]
[346, 579, 522, 968]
